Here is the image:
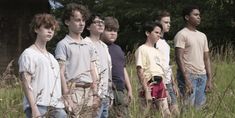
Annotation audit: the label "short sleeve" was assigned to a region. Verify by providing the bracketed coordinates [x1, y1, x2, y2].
[18, 51, 35, 75]
[174, 32, 186, 49]
[135, 48, 144, 68]
[89, 45, 97, 62]
[203, 34, 209, 52]
[55, 41, 67, 61]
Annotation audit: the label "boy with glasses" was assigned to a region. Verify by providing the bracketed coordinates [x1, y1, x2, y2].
[83, 13, 113, 118]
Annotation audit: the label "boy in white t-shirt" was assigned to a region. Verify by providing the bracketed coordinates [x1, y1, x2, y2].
[155, 10, 179, 115]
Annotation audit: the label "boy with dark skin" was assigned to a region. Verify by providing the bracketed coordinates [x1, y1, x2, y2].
[174, 5, 212, 109]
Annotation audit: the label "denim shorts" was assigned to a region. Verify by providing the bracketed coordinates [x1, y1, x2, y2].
[25, 105, 67, 118]
[96, 97, 110, 118]
[177, 72, 207, 109]
[166, 83, 177, 105]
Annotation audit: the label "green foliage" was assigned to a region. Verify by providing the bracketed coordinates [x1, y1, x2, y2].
[51, 0, 234, 54]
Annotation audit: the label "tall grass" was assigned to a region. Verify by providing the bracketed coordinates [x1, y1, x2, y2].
[0, 44, 235, 117]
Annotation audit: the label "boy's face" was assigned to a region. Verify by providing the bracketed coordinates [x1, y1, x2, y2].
[146, 26, 162, 44]
[65, 10, 85, 34]
[101, 28, 118, 43]
[160, 16, 171, 33]
[35, 25, 55, 42]
[87, 17, 105, 35]
[186, 9, 201, 26]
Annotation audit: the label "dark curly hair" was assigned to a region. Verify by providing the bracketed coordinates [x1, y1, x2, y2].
[62, 3, 90, 26]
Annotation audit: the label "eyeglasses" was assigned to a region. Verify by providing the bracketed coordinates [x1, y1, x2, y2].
[92, 20, 105, 25]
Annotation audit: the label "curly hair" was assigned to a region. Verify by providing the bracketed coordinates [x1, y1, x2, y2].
[62, 3, 90, 26]
[29, 13, 59, 38]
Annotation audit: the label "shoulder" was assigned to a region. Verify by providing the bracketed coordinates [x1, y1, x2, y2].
[20, 48, 36, 57]
[174, 28, 189, 42]
[196, 30, 207, 37]
[112, 43, 122, 50]
[135, 45, 146, 53]
[56, 37, 69, 47]
[110, 43, 124, 52]
[100, 41, 108, 47]
[176, 28, 188, 36]
[18, 48, 37, 64]
[83, 37, 92, 43]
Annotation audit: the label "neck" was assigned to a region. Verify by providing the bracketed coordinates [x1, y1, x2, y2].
[186, 23, 197, 31]
[145, 39, 155, 47]
[161, 32, 164, 39]
[90, 34, 101, 42]
[34, 39, 47, 52]
[68, 32, 82, 42]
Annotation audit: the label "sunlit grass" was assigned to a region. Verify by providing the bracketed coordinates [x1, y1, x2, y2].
[126, 62, 235, 118]
[0, 62, 235, 117]
[0, 85, 24, 118]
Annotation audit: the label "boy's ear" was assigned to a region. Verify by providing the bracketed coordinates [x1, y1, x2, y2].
[185, 15, 189, 21]
[86, 26, 90, 31]
[34, 28, 39, 34]
[64, 20, 69, 26]
[145, 31, 150, 37]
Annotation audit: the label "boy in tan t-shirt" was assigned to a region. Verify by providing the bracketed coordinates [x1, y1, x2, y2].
[174, 5, 212, 109]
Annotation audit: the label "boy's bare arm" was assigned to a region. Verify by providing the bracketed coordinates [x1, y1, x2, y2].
[124, 68, 133, 100]
[175, 47, 193, 94]
[136, 66, 147, 91]
[20, 72, 41, 117]
[58, 60, 69, 95]
[204, 51, 212, 92]
[90, 61, 99, 94]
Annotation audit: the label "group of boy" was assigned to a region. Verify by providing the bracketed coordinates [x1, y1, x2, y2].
[55, 3, 133, 118]
[18, 2, 212, 118]
[19, 2, 132, 118]
[135, 4, 212, 118]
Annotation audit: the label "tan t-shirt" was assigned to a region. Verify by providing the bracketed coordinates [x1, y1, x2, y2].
[174, 27, 209, 74]
[135, 44, 165, 82]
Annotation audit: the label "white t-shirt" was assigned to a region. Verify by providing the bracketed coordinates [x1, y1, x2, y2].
[156, 39, 172, 84]
[83, 37, 113, 99]
[18, 48, 64, 111]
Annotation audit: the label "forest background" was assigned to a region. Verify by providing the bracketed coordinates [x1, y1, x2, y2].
[0, 0, 235, 117]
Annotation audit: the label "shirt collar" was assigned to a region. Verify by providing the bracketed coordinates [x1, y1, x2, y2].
[65, 35, 87, 45]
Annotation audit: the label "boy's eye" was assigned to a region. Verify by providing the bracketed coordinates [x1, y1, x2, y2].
[106, 28, 118, 32]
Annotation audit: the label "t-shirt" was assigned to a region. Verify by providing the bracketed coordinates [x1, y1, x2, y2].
[174, 27, 209, 74]
[18, 48, 64, 111]
[83, 37, 113, 99]
[156, 39, 172, 84]
[108, 43, 125, 91]
[135, 44, 165, 82]
[55, 35, 96, 83]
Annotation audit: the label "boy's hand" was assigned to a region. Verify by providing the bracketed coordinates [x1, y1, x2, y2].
[205, 80, 212, 93]
[93, 96, 101, 110]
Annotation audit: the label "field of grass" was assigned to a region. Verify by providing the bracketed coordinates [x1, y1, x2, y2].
[0, 61, 235, 118]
